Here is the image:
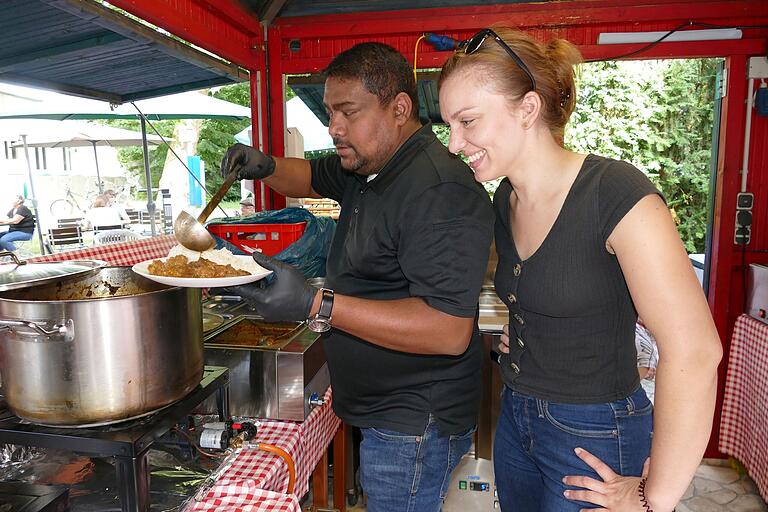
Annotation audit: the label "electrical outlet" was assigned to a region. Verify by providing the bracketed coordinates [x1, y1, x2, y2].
[735, 225, 751, 245]
[737, 192, 754, 210]
[737, 210, 753, 227]
[735, 193, 753, 245]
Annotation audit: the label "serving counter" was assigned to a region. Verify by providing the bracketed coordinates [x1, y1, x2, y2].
[16, 236, 344, 511]
[719, 313, 768, 502]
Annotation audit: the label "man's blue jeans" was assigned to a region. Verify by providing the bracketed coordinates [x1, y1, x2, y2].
[0, 231, 33, 251]
[494, 386, 653, 511]
[359, 416, 475, 512]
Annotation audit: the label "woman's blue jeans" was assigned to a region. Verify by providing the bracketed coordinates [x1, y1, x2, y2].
[494, 386, 653, 511]
[0, 231, 33, 251]
[359, 416, 475, 512]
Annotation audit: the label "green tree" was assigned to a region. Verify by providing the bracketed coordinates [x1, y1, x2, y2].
[197, 84, 298, 201]
[197, 83, 251, 202]
[646, 59, 718, 252]
[566, 59, 719, 252]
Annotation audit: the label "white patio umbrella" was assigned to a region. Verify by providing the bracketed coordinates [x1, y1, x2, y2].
[0, 88, 251, 235]
[2, 120, 163, 254]
[15, 123, 164, 195]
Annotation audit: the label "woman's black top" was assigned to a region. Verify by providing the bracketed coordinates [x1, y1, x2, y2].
[493, 155, 662, 403]
[7, 205, 35, 234]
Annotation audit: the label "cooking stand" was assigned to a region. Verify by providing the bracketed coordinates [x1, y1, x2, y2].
[0, 365, 230, 512]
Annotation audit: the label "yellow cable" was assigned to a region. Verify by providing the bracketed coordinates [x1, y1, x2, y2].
[413, 35, 425, 82]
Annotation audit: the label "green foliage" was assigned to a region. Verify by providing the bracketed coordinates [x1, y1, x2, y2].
[197, 83, 251, 202]
[565, 58, 719, 252]
[304, 148, 336, 159]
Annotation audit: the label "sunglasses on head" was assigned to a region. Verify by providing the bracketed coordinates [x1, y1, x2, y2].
[461, 29, 537, 91]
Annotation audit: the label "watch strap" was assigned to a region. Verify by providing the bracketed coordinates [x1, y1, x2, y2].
[317, 288, 334, 320]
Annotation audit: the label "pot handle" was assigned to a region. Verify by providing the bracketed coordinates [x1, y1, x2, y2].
[0, 319, 74, 341]
[0, 251, 27, 268]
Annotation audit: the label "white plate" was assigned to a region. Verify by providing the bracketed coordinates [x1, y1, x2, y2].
[131, 255, 272, 288]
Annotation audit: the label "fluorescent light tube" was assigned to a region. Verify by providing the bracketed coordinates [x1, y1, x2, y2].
[598, 28, 742, 45]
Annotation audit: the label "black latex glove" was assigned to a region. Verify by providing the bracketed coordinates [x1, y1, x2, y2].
[220, 143, 276, 181]
[228, 252, 317, 322]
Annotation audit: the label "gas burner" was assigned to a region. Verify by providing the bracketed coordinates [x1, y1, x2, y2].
[28, 402, 173, 430]
[0, 366, 230, 512]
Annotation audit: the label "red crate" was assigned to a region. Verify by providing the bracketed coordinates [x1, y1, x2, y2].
[207, 222, 307, 256]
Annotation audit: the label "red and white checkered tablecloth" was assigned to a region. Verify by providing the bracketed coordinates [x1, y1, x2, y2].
[26, 234, 177, 267]
[190, 488, 300, 512]
[719, 314, 768, 502]
[187, 386, 341, 512]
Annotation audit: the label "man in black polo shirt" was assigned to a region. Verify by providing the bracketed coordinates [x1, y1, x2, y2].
[0, 195, 36, 251]
[221, 42, 493, 511]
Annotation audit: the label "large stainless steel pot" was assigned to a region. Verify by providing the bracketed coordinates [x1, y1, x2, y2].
[0, 267, 203, 426]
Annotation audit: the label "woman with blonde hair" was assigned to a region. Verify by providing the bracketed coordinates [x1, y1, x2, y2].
[83, 194, 122, 230]
[438, 28, 722, 511]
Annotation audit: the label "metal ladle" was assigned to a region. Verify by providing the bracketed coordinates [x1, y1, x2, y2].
[173, 170, 238, 252]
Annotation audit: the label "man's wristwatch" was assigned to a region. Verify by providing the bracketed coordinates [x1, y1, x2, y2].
[307, 288, 334, 333]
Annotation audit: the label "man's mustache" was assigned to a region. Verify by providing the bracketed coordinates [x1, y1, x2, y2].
[333, 137, 352, 149]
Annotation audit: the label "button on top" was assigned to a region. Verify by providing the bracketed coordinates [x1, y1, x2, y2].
[354, 207, 359, 214]
[513, 264, 522, 276]
[510, 362, 520, 373]
[507, 292, 517, 303]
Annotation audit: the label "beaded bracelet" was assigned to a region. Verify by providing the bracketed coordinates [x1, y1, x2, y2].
[638, 478, 654, 512]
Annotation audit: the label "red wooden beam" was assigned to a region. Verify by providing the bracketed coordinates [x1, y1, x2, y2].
[265, 25, 287, 211]
[278, 39, 767, 74]
[705, 54, 749, 457]
[190, 0, 263, 36]
[108, 0, 262, 67]
[274, 0, 767, 38]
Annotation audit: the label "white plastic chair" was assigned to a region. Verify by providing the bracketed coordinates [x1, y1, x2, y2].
[93, 229, 144, 245]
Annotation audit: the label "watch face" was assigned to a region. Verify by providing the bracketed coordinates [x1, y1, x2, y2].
[307, 318, 331, 333]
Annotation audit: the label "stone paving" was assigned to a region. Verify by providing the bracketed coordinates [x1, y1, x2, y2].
[677, 460, 766, 512]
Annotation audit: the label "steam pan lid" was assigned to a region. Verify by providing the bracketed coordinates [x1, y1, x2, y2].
[0, 258, 106, 292]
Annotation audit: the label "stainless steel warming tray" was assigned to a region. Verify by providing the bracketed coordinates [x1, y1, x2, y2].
[200, 316, 329, 421]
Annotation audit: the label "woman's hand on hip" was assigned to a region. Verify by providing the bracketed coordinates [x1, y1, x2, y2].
[563, 448, 657, 511]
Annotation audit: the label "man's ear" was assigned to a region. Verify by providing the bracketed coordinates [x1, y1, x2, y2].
[392, 92, 413, 125]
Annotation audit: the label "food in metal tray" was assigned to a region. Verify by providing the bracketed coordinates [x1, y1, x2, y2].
[207, 318, 301, 347]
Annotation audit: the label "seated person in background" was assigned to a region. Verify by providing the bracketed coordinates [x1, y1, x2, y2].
[0, 195, 35, 251]
[104, 189, 130, 223]
[83, 195, 123, 230]
[240, 196, 255, 216]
